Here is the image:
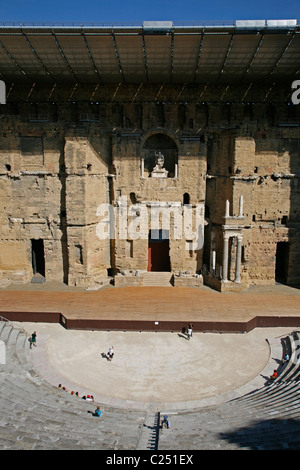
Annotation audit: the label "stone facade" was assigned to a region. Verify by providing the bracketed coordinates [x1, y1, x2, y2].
[0, 84, 299, 289]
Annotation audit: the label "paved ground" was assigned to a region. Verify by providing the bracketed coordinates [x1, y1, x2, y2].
[16, 321, 294, 411]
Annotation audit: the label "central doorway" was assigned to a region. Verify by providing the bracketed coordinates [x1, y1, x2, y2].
[147, 229, 170, 272]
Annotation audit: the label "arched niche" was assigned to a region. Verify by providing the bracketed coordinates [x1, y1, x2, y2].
[183, 193, 190, 205]
[142, 133, 178, 178]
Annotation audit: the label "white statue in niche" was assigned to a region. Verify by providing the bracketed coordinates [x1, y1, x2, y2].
[154, 151, 164, 169]
[151, 151, 168, 177]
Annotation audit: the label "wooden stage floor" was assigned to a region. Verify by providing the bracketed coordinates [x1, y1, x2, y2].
[1, 282, 300, 332]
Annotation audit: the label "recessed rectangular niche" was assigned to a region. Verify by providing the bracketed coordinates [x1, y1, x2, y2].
[20, 136, 44, 166]
[126, 240, 133, 258]
[75, 244, 83, 265]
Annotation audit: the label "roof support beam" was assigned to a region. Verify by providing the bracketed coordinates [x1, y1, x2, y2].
[244, 33, 264, 75]
[194, 33, 204, 81]
[111, 32, 125, 82]
[270, 31, 296, 75]
[170, 31, 174, 81]
[51, 31, 78, 82]
[0, 39, 32, 81]
[141, 34, 149, 82]
[81, 32, 103, 84]
[219, 33, 235, 77]
[22, 30, 55, 81]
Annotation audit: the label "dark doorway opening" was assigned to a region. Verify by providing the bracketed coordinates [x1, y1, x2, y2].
[31, 239, 45, 278]
[275, 242, 289, 284]
[148, 230, 170, 272]
[183, 193, 190, 205]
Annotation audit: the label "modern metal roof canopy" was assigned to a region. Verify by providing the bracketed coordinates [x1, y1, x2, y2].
[0, 20, 299, 84]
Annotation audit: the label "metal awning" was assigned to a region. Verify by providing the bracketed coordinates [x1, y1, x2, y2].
[0, 23, 299, 84]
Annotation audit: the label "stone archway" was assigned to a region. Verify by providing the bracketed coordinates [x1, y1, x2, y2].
[142, 133, 178, 178]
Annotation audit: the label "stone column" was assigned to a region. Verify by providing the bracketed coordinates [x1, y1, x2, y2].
[222, 234, 229, 282]
[238, 195, 244, 217]
[235, 235, 243, 283]
[225, 200, 230, 218]
[141, 158, 145, 178]
[212, 250, 216, 276]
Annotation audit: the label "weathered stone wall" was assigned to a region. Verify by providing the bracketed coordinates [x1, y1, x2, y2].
[111, 131, 206, 274]
[0, 85, 300, 288]
[64, 136, 111, 286]
[0, 120, 65, 284]
[206, 129, 300, 286]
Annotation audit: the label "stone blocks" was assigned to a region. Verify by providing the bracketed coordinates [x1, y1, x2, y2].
[0, 90, 299, 288]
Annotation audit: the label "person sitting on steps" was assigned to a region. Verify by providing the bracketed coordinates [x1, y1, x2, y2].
[270, 369, 278, 381]
[161, 415, 170, 429]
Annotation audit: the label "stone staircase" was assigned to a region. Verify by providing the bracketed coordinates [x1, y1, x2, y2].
[136, 412, 160, 450]
[142, 272, 173, 287]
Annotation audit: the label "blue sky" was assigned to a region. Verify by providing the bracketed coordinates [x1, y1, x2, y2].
[0, 0, 299, 24]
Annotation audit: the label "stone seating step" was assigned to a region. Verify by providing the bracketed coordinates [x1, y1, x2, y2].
[238, 382, 300, 408]
[248, 386, 300, 408]
[0, 322, 6, 335]
[158, 402, 300, 450]
[0, 321, 147, 450]
[276, 333, 298, 382]
[0, 401, 145, 450]
[228, 394, 300, 419]
[0, 324, 13, 342]
[3, 320, 300, 450]
[142, 272, 173, 286]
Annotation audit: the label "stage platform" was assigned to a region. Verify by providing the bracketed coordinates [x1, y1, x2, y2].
[0, 282, 300, 333]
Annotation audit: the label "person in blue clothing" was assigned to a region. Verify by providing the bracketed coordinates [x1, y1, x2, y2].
[161, 415, 170, 429]
[94, 406, 101, 417]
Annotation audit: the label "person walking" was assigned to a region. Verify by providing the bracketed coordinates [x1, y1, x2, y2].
[29, 331, 37, 349]
[108, 346, 114, 361]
